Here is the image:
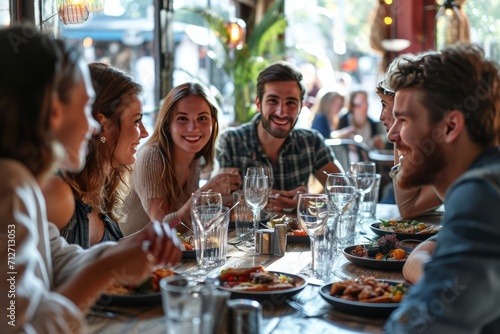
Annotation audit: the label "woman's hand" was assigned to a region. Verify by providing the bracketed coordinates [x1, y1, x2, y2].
[202, 172, 242, 195]
[101, 221, 182, 286]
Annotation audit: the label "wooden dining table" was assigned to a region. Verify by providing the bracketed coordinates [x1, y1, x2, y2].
[86, 204, 443, 334]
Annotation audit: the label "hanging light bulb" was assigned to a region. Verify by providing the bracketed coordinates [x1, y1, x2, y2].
[435, 0, 463, 50]
[226, 19, 246, 50]
[58, 0, 90, 25]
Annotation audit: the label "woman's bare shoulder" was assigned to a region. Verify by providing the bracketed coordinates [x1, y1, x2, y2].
[41, 175, 75, 230]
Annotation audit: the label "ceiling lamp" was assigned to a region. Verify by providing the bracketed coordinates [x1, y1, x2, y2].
[435, 0, 470, 50]
[58, 0, 89, 25]
[58, 0, 105, 25]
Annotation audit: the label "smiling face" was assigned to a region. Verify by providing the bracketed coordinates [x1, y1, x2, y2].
[111, 95, 149, 166]
[170, 95, 213, 156]
[387, 88, 446, 189]
[256, 81, 302, 139]
[54, 60, 98, 172]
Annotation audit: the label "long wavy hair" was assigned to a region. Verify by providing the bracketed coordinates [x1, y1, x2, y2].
[0, 27, 81, 180]
[62, 63, 143, 221]
[146, 82, 220, 207]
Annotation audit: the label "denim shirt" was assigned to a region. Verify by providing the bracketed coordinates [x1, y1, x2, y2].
[385, 147, 500, 334]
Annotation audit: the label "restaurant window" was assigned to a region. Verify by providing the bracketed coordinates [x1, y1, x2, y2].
[58, 0, 234, 120]
[463, 0, 500, 63]
[59, 1, 157, 112]
[0, 0, 10, 27]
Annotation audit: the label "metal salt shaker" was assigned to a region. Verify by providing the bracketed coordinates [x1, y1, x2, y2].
[255, 229, 273, 254]
[227, 299, 262, 334]
[272, 224, 287, 256]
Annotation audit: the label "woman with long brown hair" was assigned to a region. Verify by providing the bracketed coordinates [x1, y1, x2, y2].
[0, 26, 180, 334]
[121, 82, 241, 235]
[42, 62, 149, 248]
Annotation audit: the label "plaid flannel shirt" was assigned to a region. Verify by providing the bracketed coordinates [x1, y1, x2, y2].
[217, 114, 336, 190]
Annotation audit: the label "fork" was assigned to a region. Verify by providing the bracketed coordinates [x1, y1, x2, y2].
[286, 299, 331, 318]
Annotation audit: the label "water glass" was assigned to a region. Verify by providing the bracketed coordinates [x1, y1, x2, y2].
[196, 206, 230, 268]
[297, 194, 329, 278]
[336, 198, 359, 251]
[232, 190, 253, 241]
[161, 276, 203, 334]
[191, 192, 222, 274]
[325, 173, 358, 251]
[359, 173, 381, 220]
[315, 220, 337, 281]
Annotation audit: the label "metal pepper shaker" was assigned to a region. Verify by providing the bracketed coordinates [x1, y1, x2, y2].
[272, 224, 287, 256]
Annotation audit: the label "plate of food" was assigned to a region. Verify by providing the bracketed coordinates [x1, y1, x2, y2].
[264, 215, 309, 244]
[216, 266, 307, 303]
[370, 219, 441, 241]
[343, 235, 413, 271]
[177, 233, 197, 259]
[96, 268, 176, 307]
[319, 276, 408, 317]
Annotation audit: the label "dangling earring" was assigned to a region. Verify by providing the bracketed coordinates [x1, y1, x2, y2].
[100, 136, 106, 144]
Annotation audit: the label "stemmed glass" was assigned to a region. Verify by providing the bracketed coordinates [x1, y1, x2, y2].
[247, 165, 274, 210]
[246, 166, 274, 188]
[297, 194, 329, 278]
[350, 162, 376, 223]
[350, 162, 376, 202]
[190, 191, 222, 278]
[325, 173, 359, 251]
[243, 174, 269, 252]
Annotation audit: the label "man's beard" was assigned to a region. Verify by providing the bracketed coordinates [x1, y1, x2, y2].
[260, 114, 297, 139]
[396, 141, 446, 189]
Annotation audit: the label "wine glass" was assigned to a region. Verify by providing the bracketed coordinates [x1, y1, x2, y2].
[247, 165, 274, 211]
[261, 166, 274, 190]
[350, 162, 376, 201]
[190, 191, 222, 278]
[325, 173, 359, 251]
[246, 166, 273, 188]
[297, 194, 329, 278]
[350, 162, 376, 223]
[243, 175, 269, 252]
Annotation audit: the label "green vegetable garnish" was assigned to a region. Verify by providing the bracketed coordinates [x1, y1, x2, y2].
[379, 219, 391, 226]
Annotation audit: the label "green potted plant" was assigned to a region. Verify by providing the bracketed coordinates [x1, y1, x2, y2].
[186, 0, 287, 124]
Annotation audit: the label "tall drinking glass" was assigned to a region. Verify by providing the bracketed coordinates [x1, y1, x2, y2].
[190, 191, 222, 277]
[350, 162, 376, 224]
[297, 194, 329, 278]
[243, 175, 269, 252]
[325, 173, 359, 251]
